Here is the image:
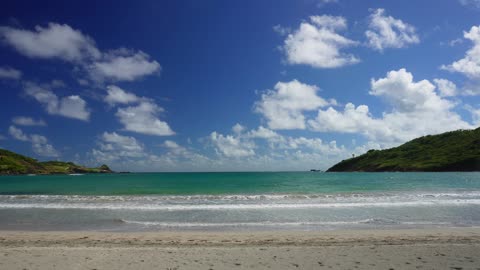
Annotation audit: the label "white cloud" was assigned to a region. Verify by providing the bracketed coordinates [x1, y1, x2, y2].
[0, 66, 21, 80]
[50, 79, 66, 88]
[369, 69, 452, 113]
[12, 116, 46, 126]
[309, 103, 382, 133]
[87, 125, 360, 172]
[161, 140, 207, 161]
[210, 131, 256, 158]
[103, 85, 175, 136]
[255, 80, 330, 129]
[317, 0, 339, 8]
[247, 126, 281, 139]
[273, 25, 291, 36]
[24, 82, 90, 121]
[98, 132, 145, 158]
[465, 105, 480, 125]
[91, 132, 147, 165]
[276, 137, 346, 157]
[30, 135, 59, 158]
[88, 49, 160, 82]
[58, 96, 90, 120]
[448, 38, 463, 47]
[232, 123, 246, 134]
[8, 125, 29, 141]
[116, 101, 174, 136]
[90, 133, 209, 171]
[433, 78, 458, 97]
[8, 125, 59, 157]
[282, 15, 359, 68]
[104, 85, 141, 105]
[442, 25, 480, 80]
[459, 0, 480, 8]
[163, 140, 181, 150]
[308, 69, 473, 146]
[0, 23, 100, 62]
[0, 23, 160, 83]
[205, 125, 353, 171]
[365, 8, 419, 51]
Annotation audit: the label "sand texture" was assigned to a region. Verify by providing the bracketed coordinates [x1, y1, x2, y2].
[1, 228, 480, 269]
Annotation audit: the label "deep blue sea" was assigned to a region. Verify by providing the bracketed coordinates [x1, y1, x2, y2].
[0, 172, 479, 231]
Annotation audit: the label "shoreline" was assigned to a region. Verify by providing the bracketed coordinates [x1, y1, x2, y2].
[2, 227, 480, 247]
[1, 228, 480, 269]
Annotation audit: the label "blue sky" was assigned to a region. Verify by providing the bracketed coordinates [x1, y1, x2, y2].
[0, 0, 479, 171]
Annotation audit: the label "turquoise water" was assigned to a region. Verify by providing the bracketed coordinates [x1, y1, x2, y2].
[0, 172, 479, 231]
[1, 172, 479, 195]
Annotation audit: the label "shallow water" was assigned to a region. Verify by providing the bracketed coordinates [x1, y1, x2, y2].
[0, 172, 479, 231]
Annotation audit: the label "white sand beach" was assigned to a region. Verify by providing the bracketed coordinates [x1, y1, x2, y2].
[1, 228, 480, 269]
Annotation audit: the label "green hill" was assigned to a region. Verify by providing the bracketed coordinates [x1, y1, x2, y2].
[0, 148, 113, 175]
[327, 127, 480, 172]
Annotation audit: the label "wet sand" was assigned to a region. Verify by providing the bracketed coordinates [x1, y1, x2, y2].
[1, 228, 480, 269]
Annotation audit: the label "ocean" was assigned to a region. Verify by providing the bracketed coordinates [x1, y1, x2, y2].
[0, 172, 479, 231]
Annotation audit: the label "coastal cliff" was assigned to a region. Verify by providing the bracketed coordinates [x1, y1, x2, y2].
[0, 148, 113, 175]
[327, 127, 480, 172]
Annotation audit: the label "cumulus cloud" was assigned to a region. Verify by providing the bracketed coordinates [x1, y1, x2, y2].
[255, 80, 330, 129]
[433, 78, 458, 97]
[163, 140, 181, 150]
[161, 140, 209, 163]
[308, 69, 473, 146]
[88, 49, 160, 82]
[116, 101, 174, 136]
[91, 132, 148, 165]
[441, 25, 480, 95]
[365, 8, 419, 51]
[0, 23, 100, 62]
[282, 15, 359, 68]
[232, 123, 246, 134]
[104, 85, 141, 105]
[12, 116, 46, 126]
[442, 25, 480, 80]
[206, 124, 351, 170]
[30, 135, 60, 158]
[209, 131, 256, 158]
[0, 23, 160, 83]
[103, 85, 174, 136]
[369, 69, 452, 113]
[8, 125, 59, 157]
[309, 103, 382, 133]
[96, 132, 145, 159]
[8, 125, 29, 141]
[247, 126, 281, 139]
[273, 25, 291, 36]
[24, 82, 90, 121]
[465, 105, 480, 125]
[0, 66, 22, 80]
[90, 132, 208, 171]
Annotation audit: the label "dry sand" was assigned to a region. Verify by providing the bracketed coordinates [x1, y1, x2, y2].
[1, 228, 480, 269]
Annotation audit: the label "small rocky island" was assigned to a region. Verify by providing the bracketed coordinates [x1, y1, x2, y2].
[0, 148, 113, 175]
[327, 127, 480, 172]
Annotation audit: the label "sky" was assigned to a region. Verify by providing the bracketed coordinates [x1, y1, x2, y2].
[0, 0, 479, 172]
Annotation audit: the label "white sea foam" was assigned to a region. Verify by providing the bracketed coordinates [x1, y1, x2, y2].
[119, 219, 454, 227]
[2, 191, 480, 201]
[1, 192, 480, 211]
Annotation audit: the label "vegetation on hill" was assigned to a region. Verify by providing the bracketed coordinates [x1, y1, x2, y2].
[0, 148, 113, 175]
[327, 127, 480, 172]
